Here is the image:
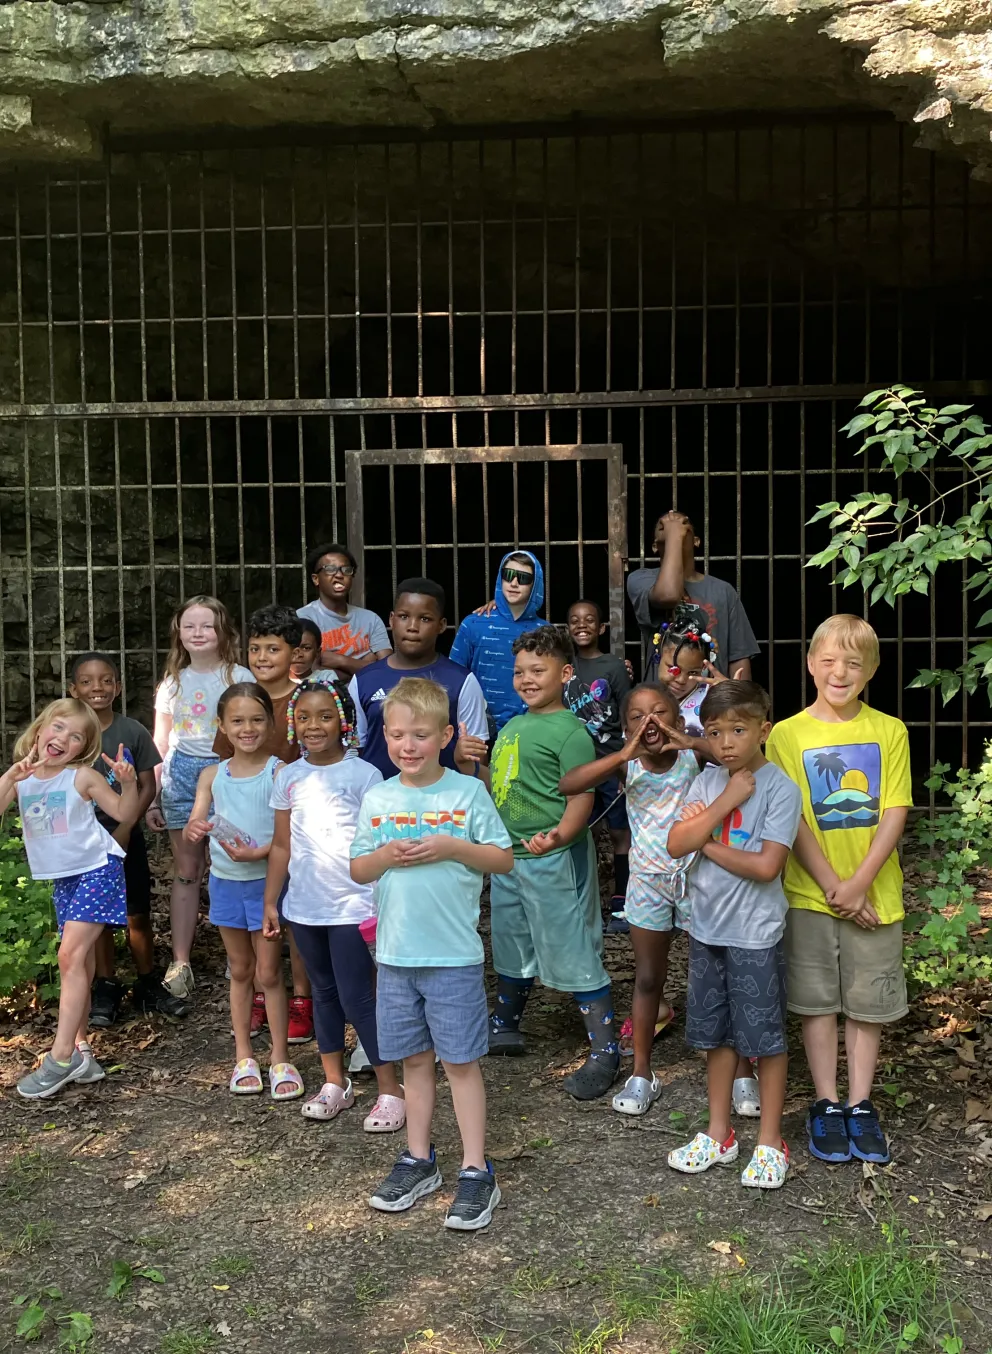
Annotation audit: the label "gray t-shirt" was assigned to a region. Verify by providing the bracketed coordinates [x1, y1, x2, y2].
[685, 761, 802, 949]
[297, 600, 391, 663]
[626, 569, 759, 673]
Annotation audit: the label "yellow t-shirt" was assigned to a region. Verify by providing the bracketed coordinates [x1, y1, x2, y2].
[765, 703, 912, 923]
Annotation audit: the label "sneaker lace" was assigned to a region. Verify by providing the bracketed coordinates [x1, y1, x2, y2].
[385, 1156, 428, 1194]
[452, 1173, 491, 1212]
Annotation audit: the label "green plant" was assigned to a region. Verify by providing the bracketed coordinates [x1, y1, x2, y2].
[160, 1332, 216, 1354]
[12, 1289, 93, 1349]
[807, 386, 992, 703]
[107, 1259, 165, 1300]
[0, 819, 59, 1001]
[211, 1254, 253, 1278]
[905, 753, 992, 987]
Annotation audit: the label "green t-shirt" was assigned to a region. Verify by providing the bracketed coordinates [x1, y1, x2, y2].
[490, 709, 596, 857]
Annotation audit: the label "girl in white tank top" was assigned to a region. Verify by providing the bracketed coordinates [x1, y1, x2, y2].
[0, 699, 139, 1100]
[183, 683, 303, 1102]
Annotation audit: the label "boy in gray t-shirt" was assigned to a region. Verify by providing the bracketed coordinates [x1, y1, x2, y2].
[665, 680, 802, 1192]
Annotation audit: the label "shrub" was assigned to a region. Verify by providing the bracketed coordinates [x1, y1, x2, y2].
[0, 818, 59, 1001]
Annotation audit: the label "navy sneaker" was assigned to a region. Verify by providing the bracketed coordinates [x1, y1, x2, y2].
[806, 1098, 851, 1163]
[604, 912, 630, 935]
[369, 1149, 442, 1213]
[845, 1099, 890, 1164]
[444, 1162, 501, 1231]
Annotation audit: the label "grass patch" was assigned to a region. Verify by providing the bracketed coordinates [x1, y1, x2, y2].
[0, 1219, 54, 1258]
[354, 1273, 385, 1306]
[509, 1263, 563, 1296]
[161, 1332, 217, 1354]
[210, 1253, 253, 1277]
[3, 1149, 56, 1198]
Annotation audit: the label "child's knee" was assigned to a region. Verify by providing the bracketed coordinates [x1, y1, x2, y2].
[228, 955, 255, 985]
[634, 965, 665, 997]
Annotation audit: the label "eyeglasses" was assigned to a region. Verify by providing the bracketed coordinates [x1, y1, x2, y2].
[316, 564, 356, 577]
[501, 567, 534, 585]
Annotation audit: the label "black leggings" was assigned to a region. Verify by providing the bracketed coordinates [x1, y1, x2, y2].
[289, 921, 381, 1063]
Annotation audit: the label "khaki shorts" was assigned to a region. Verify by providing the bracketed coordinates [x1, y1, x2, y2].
[784, 908, 907, 1023]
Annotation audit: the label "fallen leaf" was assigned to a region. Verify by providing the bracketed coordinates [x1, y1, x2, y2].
[974, 1203, 992, 1222]
[966, 1099, 991, 1123]
[123, 1173, 147, 1190]
[642, 1194, 661, 1207]
[957, 1039, 978, 1066]
[949, 1067, 974, 1083]
[707, 1240, 732, 1254]
[941, 1181, 966, 1194]
[212, 1284, 229, 1291]
[216, 1321, 232, 1337]
[961, 1246, 981, 1260]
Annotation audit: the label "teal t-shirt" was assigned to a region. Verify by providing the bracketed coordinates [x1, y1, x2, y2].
[490, 709, 596, 857]
[349, 768, 512, 967]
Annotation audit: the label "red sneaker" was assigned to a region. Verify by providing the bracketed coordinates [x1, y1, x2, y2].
[249, 992, 267, 1038]
[288, 995, 314, 1044]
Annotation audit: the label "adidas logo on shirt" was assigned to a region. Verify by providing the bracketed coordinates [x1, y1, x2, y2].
[370, 688, 387, 702]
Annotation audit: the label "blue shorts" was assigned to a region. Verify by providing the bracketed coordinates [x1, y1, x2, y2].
[593, 775, 628, 832]
[161, 750, 218, 830]
[375, 962, 488, 1064]
[208, 872, 266, 931]
[684, 937, 788, 1059]
[490, 836, 609, 993]
[53, 857, 127, 934]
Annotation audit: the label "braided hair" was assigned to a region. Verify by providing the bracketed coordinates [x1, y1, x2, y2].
[286, 675, 359, 753]
[652, 621, 717, 677]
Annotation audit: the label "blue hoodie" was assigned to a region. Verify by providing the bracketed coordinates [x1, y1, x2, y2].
[449, 551, 545, 730]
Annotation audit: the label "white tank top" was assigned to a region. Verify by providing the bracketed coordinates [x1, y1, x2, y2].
[17, 767, 125, 880]
[209, 756, 280, 883]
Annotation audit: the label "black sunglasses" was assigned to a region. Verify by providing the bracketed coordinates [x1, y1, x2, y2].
[501, 566, 534, 585]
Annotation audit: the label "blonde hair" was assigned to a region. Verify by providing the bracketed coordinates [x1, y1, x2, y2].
[808, 614, 880, 671]
[160, 595, 242, 688]
[14, 699, 103, 768]
[382, 677, 451, 733]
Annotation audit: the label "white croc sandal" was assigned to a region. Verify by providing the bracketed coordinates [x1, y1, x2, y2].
[668, 1130, 740, 1174]
[612, 1074, 661, 1116]
[301, 1079, 354, 1120]
[732, 1076, 761, 1117]
[741, 1141, 789, 1190]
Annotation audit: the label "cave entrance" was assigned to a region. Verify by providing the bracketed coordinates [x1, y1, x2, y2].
[1, 112, 990, 778]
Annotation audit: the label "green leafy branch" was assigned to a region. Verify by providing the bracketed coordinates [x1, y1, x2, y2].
[806, 385, 992, 704]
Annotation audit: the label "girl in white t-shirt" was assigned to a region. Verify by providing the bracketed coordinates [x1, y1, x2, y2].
[264, 677, 406, 1131]
[0, 699, 138, 1099]
[147, 595, 251, 1001]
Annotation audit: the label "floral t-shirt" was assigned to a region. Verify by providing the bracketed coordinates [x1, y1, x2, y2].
[154, 665, 253, 758]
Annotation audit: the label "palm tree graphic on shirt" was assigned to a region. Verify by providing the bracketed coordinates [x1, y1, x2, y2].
[812, 749, 848, 791]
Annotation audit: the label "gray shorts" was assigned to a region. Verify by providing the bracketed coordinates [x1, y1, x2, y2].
[684, 937, 788, 1059]
[375, 962, 489, 1065]
[784, 908, 908, 1023]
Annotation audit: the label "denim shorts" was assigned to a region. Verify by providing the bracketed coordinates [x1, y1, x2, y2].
[624, 870, 691, 933]
[53, 857, 127, 934]
[161, 750, 218, 830]
[375, 962, 488, 1064]
[593, 775, 628, 831]
[684, 936, 788, 1059]
[208, 872, 266, 931]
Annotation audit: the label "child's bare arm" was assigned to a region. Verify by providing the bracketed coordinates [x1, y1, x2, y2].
[828, 808, 908, 928]
[667, 770, 755, 858]
[350, 839, 410, 884]
[558, 746, 627, 796]
[262, 810, 292, 935]
[791, 819, 842, 895]
[182, 765, 218, 843]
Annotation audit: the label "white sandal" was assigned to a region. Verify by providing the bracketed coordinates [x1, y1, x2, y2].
[733, 1076, 761, 1117]
[611, 1074, 661, 1116]
[229, 1057, 263, 1095]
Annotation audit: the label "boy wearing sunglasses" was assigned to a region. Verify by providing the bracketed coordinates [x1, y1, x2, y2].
[298, 542, 392, 677]
[450, 552, 546, 731]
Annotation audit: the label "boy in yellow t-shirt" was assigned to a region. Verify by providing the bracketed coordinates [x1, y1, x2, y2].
[766, 615, 911, 1168]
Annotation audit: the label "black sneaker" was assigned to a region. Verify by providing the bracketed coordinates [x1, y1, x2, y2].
[444, 1162, 501, 1231]
[806, 1098, 851, 1163]
[369, 1150, 442, 1213]
[89, 978, 123, 1028]
[132, 973, 192, 1019]
[845, 1099, 890, 1164]
[488, 1025, 526, 1056]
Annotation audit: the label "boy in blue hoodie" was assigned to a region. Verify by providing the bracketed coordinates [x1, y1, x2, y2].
[450, 552, 545, 731]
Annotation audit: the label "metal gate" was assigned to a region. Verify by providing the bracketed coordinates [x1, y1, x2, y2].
[0, 113, 990, 780]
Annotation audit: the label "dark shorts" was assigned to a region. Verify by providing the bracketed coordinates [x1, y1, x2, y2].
[593, 774, 628, 832]
[684, 936, 788, 1059]
[122, 829, 152, 917]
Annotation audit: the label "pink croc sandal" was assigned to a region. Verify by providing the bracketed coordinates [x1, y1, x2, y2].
[301, 1079, 355, 1120]
[363, 1092, 407, 1133]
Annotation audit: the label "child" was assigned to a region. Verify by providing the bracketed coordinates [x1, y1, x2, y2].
[184, 683, 303, 1100]
[766, 615, 911, 1166]
[350, 577, 489, 780]
[67, 653, 189, 1023]
[559, 683, 711, 1114]
[297, 542, 392, 677]
[214, 604, 313, 1045]
[653, 623, 736, 734]
[291, 618, 324, 682]
[627, 511, 759, 678]
[147, 596, 252, 1000]
[2, 699, 138, 1098]
[564, 598, 632, 931]
[666, 680, 802, 1189]
[350, 677, 514, 1230]
[264, 677, 406, 1127]
[450, 551, 546, 731]
[487, 625, 619, 1101]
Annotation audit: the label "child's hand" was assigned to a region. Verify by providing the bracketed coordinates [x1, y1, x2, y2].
[623, 715, 661, 760]
[379, 839, 420, 870]
[624, 658, 635, 682]
[454, 722, 488, 769]
[721, 768, 756, 809]
[473, 600, 498, 618]
[655, 721, 695, 753]
[401, 835, 457, 865]
[101, 743, 136, 783]
[698, 661, 747, 686]
[5, 745, 40, 785]
[677, 800, 706, 822]
[520, 828, 561, 857]
[262, 902, 281, 939]
[826, 879, 879, 929]
[145, 804, 166, 832]
[218, 839, 265, 863]
[183, 817, 211, 844]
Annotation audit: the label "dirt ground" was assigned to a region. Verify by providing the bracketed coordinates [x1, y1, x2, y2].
[3, 843, 992, 1354]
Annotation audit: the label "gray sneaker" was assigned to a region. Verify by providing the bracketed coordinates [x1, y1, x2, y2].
[163, 961, 194, 999]
[75, 1046, 106, 1084]
[17, 1050, 86, 1100]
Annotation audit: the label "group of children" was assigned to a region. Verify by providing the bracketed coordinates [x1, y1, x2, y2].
[3, 519, 913, 1229]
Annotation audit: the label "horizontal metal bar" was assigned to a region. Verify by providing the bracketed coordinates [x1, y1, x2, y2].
[3, 382, 988, 421]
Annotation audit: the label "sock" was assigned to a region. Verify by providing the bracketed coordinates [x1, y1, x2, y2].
[490, 975, 533, 1033]
[613, 852, 630, 900]
[573, 985, 619, 1064]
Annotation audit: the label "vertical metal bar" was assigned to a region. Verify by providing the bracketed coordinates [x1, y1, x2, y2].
[450, 461, 459, 628]
[415, 144, 426, 450]
[165, 163, 185, 603]
[864, 125, 872, 385]
[510, 138, 518, 447]
[229, 154, 239, 403]
[542, 137, 549, 444]
[229, 160, 246, 633]
[607, 446, 627, 661]
[45, 175, 67, 686]
[478, 139, 487, 447]
[961, 160, 971, 762]
[354, 147, 365, 450]
[543, 460, 551, 619]
[198, 158, 217, 597]
[345, 450, 366, 606]
[482, 459, 491, 602]
[76, 172, 95, 647]
[385, 144, 396, 450]
[136, 164, 158, 679]
[446, 140, 456, 448]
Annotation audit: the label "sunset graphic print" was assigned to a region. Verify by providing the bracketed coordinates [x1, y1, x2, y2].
[802, 742, 881, 831]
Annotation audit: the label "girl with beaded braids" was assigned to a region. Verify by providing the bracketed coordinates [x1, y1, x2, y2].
[652, 620, 746, 738]
[263, 677, 407, 1130]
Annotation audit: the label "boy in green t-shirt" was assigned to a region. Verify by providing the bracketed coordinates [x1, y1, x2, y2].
[766, 615, 912, 1168]
[488, 625, 618, 1100]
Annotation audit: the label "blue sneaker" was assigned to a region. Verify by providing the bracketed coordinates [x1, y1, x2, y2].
[806, 1098, 851, 1163]
[845, 1099, 890, 1164]
[444, 1161, 501, 1231]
